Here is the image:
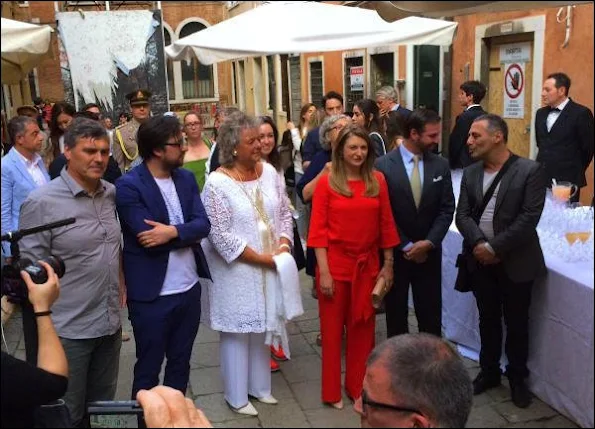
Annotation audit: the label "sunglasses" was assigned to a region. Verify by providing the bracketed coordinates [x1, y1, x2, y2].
[361, 389, 422, 416]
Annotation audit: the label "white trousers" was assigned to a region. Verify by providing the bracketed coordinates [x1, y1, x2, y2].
[220, 332, 271, 408]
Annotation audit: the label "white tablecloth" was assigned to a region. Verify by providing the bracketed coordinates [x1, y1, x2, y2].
[442, 224, 594, 428]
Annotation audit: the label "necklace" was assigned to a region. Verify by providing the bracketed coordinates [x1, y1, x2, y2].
[221, 165, 275, 253]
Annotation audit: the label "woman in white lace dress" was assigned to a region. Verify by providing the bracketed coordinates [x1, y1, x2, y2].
[201, 111, 294, 416]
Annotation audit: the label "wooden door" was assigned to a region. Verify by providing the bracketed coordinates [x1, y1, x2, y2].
[487, 34, 533, 158]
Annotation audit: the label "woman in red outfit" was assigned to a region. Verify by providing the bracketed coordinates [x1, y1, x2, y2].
[308, 125, 400, 409]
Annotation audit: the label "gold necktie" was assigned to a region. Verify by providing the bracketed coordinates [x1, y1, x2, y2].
[411, 155, 422, 208]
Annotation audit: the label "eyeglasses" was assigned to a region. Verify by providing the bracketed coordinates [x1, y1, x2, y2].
[164, 136, 188, 149]
[361, 389, 422, 416]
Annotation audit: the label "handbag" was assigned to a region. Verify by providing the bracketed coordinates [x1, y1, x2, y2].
[371, 276, 389, 309]
[455, 154, 519, 293]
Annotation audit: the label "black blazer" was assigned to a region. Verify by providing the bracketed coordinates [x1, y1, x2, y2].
[448, 105, 486, 169]
[375, 148, 455, 251]
[535, 99, 594, 187]
[455, 157, 547, 283]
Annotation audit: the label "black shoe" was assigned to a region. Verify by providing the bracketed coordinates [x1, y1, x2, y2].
[509, 378, 532, 408]
[473, 371, 501, 395]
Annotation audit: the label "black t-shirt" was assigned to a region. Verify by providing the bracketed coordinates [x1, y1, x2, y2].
[1, 351, 68, 428]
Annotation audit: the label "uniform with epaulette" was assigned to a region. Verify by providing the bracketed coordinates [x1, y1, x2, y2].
[113, 89, 151, 173]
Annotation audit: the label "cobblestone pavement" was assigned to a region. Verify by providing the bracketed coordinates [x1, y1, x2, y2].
[1, 271, 579, 428]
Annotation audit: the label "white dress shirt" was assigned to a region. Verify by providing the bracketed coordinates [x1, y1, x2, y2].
[16, 150, 48, 187]
[546, 97, 570, 132]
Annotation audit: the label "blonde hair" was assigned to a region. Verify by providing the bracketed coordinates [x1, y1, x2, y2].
[329, 125, 379, 198]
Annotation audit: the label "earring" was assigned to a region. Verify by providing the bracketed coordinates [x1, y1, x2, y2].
[233, 150, 238, 157]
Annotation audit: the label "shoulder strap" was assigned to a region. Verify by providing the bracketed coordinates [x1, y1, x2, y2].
[369, 132, 387, 155]
[115, 127, 138, 162]
[473, 154, 519, 223]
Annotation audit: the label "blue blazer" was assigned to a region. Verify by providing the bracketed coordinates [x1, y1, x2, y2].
[1, 148, 50, 256]
[115, 163, 211, 302]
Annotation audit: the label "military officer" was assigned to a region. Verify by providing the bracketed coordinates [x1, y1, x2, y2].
[113, 89, 152, 173]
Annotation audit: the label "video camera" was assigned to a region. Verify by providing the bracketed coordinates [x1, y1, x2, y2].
[1, 218, 74, 303]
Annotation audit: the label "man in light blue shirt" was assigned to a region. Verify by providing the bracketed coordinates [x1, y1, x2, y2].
[1, 116, 49, 259]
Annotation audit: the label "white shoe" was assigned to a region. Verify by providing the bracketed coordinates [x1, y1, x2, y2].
[255, 395, 278, 405]
[229, 402, 258, 416]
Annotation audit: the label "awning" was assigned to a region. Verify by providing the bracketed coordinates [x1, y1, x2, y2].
[165, 1, 458, 65]
[371, 1, 593, 22]
[1, 17, 53, 84]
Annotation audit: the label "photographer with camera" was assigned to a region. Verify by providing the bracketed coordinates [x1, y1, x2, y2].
[1, 262, 68, 428]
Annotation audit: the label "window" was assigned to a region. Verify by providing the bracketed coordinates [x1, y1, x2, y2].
[180, 22, 214, 99]
[163, 29, 175, 101]
[309, 61, 323, 105]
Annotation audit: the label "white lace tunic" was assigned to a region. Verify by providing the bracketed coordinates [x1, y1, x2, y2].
[201, 163, 293, 333]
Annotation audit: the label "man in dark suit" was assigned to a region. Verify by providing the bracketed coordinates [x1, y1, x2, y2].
[115, 114, 211, 399]
[535, 72, 594, 202]
[448, 80, 487, 169]
[376, 85, 412, 121]
[375, 109, 455, 338]
[456, 114, 547, 409]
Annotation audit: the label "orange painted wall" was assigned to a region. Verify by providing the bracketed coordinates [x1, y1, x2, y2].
[450, 3, 594, 203]
[301, 51, 349, 107]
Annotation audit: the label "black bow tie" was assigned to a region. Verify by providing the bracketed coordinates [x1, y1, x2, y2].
[548, 106, 561, 113]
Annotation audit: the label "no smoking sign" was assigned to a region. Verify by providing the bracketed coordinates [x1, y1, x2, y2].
[505, 63, 524, 99]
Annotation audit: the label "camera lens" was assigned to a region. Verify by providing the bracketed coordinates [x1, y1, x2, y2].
[43, 256, 66, 278]
[24, 255, 66, 284]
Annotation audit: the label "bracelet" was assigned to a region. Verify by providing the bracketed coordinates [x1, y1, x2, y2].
[384, 258, 394, 262]
[279, 244, 291, 252]
[34, 310, 52, 317]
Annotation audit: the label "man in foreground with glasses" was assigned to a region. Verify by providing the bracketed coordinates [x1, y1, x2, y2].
[354, 333, 473, 428]
[115, 114, 211, 399]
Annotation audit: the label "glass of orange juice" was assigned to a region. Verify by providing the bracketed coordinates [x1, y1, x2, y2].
[552, 182, 578, 203]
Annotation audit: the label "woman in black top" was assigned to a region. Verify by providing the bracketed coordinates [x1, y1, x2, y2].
[351, 98, 387, 158]
[1, 262, 68, 428]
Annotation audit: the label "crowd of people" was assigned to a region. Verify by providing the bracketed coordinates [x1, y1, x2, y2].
[1, 70, 593, 428]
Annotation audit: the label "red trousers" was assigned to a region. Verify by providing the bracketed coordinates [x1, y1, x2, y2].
[317, 278, 376, 403]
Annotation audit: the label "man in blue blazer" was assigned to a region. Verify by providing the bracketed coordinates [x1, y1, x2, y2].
[115, 114, 211, 399]
[1, 116, 49, 259]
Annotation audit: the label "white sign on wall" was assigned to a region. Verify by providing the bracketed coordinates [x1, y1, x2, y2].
[503, 62, 525, 118]
[500, 42, 532, 63]
[350, 66, 364, 91]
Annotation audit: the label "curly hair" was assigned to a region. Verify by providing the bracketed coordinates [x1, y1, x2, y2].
[217, 111, 260, 168]
[319, 114, 350, 151]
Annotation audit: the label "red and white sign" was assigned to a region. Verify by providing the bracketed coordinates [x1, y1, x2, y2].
[350, 66, 364, 91]
[503, 62, 525, 119]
